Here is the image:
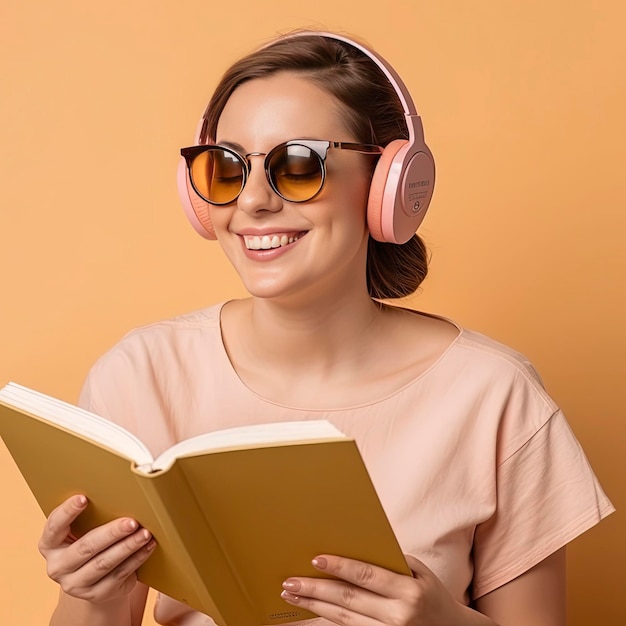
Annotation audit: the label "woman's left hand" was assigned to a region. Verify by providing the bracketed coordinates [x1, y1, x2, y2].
[280, 554, 493, 626]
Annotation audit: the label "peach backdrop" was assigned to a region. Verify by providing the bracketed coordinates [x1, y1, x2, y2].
[1, 1, 623, 624]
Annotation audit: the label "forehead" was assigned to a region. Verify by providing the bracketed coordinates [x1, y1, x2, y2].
[215, 73, 354, 149]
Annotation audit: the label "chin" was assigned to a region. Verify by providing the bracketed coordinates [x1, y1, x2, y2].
[238, 275, 291, 300]
[239, 270, 326, 304]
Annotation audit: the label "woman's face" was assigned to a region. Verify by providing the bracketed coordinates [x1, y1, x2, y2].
[210, 72, 373, 305]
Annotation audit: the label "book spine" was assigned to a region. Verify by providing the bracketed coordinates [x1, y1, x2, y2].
[134, 464, 257, 626]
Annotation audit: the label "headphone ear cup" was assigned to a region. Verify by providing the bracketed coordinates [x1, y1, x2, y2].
[176, 157, 217, 240]
[367, 140, 407, 243]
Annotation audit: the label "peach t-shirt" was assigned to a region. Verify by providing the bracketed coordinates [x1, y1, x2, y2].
[79, 303, 614, 626]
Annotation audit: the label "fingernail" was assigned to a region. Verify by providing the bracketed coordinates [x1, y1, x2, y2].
[281, 590, 300, 603]
[312, 556, 327, 570]
[282, 578, 301, 592]
[124, 519, 138, 532]
[75, 495, 87, 507]
[145, 540, 157, 552]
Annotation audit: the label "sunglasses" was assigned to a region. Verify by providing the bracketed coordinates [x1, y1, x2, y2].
[180, 139, 383, 205]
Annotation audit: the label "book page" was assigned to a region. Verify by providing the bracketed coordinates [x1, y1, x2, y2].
[150, 420, 346, 472]
[0, 382, 154, 466]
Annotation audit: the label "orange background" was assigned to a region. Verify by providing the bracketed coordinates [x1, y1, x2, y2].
[1, 1, 623, 624]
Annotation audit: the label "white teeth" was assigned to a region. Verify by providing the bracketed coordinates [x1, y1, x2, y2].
[244, 233, 303, 250]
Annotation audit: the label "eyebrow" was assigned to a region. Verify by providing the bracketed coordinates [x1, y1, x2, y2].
[218, 140, 246, 152]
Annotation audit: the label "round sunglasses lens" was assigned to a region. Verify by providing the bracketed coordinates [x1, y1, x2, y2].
[191, 149, 244, 204]
[268, 145, 324, 202]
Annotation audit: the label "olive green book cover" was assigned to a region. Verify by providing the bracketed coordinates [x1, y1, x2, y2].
[0, 382, 409, 626]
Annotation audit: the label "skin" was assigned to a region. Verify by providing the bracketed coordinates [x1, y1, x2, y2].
[41, 72, 567, 625]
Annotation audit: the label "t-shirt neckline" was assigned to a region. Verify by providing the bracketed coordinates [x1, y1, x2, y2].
[213, 300, 465, 412]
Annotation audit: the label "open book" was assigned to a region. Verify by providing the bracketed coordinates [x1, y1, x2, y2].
[0, 382, 409, 626]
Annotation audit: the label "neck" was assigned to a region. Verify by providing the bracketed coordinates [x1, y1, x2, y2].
[226, 288, 385, 375]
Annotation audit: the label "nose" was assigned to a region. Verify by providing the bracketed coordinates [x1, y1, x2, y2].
[236, 155, 283, 216]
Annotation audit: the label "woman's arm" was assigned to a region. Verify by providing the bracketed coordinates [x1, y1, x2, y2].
[474, 548, 566, 626]
[51, 584, 149, 626]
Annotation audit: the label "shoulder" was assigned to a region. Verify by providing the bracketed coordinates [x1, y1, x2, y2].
[413, 308, 546, 390]
[454, 326, 547, 387]
[120, 302, 222, 343]
[97, 303, 223, 365]
[400, 307, 553, 402]
[395, 312, 561, 459]
[452, 321, 557, 403]
[390, 305, 544, 380]
[444, 324, 561, 460]
[80, 302, 225, 409]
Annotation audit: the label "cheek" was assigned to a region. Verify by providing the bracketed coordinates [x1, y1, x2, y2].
[208, 207, 242, 259]
[208, 206, 233, 235]
[332, 170, 372, 226]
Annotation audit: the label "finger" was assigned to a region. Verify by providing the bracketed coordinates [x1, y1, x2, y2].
[281, 582, 383, 626]
[61, 538, 156, 601]
[310, 555, 415, 599]
[64, 522, 152, 582]
[39, 495, 88, 552]
[282, 576, 398, 625]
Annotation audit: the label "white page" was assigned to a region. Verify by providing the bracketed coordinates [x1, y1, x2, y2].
[0, 382, 154, 466]
[150, 420, 347, 472]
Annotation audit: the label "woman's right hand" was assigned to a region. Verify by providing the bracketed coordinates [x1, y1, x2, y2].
[39, 495, 156, 605]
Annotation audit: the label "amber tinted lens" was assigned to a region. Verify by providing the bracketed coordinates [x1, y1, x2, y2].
[190, 148, 244, 204]
[268, 144, 324, 201]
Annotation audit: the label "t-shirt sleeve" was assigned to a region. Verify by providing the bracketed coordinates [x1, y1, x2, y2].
[471, 408, 615, 599]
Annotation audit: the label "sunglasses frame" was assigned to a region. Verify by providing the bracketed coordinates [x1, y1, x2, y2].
[180, 139, 383, 206]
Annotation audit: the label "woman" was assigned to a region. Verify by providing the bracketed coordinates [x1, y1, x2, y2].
[39, 31, 613, 626]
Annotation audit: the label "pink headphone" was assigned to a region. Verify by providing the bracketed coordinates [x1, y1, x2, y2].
[177, 31, 435, 245]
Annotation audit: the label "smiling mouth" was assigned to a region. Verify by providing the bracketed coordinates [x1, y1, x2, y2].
[243, 232, 307, 250]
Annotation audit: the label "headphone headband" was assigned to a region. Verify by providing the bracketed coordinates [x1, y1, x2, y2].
[264, 32, 424, 146]
[285, 31, 418, 117]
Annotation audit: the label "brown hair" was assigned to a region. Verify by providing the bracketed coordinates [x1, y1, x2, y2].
[200, 32, 429, 299]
